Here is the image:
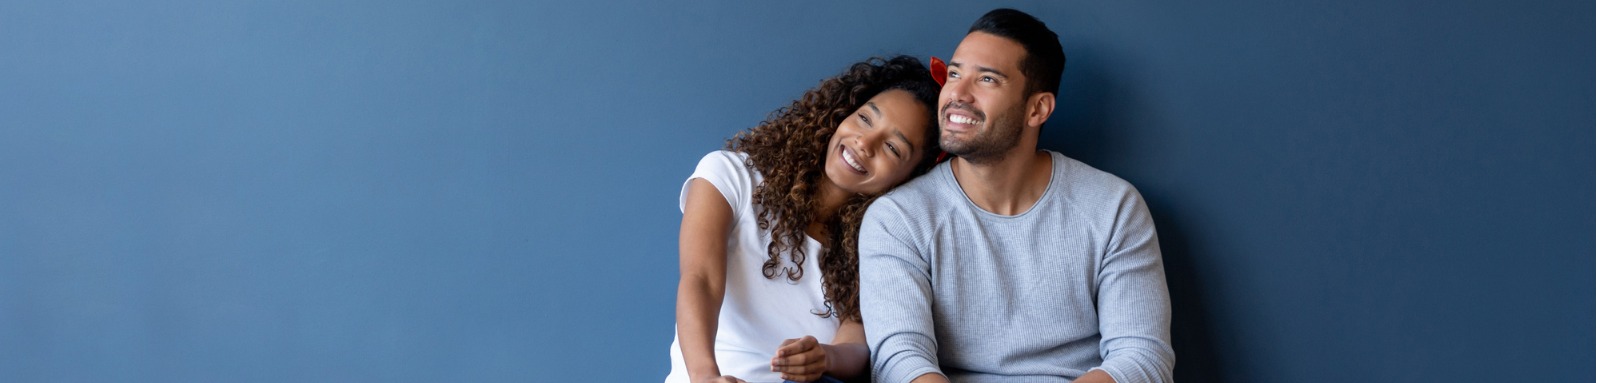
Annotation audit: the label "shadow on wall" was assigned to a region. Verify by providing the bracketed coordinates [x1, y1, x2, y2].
[1037, 44, 1224, 383]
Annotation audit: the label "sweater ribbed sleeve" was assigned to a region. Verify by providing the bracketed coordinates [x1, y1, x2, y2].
[859, 200, 943, 383]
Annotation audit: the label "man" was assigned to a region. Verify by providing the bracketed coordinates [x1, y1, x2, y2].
[859, 8, 1175, 383]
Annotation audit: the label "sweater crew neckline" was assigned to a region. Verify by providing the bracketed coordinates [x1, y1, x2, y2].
[940, 150, 1065, 220]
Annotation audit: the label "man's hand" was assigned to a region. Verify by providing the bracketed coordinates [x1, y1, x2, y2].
[770, 335, 828, 382]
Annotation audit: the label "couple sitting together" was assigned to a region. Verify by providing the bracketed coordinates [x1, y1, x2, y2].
[667, 9, 1175, 383]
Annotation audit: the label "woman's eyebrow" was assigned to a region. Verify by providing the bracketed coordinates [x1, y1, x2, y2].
[892, 128, 914, 155]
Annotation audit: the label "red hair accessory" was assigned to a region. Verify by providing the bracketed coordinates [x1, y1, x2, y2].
[930, 56, 950, 163]
[929, 56, 947, 87]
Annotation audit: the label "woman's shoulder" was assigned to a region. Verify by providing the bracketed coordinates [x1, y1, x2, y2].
[691, 150, 757, 180]
[681, 149, 762, 216]
[696, 149, 748, 167]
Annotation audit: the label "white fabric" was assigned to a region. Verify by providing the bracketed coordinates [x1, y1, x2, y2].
[666, 150, 840, 383]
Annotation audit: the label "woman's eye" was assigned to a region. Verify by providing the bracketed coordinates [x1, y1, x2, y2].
[857, 113, 869, 124]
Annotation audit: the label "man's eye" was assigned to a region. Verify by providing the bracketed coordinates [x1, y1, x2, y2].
[982, 76, 996, 83]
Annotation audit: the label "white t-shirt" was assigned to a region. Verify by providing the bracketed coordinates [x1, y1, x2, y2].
[666, 150, 840, 383]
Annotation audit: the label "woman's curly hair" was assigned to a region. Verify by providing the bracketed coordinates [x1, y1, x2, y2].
[726, 55, 942, 322]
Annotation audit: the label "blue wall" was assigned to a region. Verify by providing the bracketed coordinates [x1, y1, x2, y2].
[1, 1, 1591, 382]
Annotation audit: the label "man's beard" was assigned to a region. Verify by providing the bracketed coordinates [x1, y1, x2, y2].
[940, 103, 1025, 165]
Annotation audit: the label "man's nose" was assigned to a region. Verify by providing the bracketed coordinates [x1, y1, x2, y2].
[944, 78, 974, 105]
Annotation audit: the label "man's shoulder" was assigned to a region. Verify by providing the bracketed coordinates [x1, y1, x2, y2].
[865, 162, 955, 220]
[1051, 151, 1141, 202]
[879, 163, 954, 203]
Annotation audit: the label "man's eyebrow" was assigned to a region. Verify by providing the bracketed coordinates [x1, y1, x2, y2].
[948, 61, 1010, 79]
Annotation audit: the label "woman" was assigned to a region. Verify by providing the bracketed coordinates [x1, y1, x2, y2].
[667, 56, 942, 383]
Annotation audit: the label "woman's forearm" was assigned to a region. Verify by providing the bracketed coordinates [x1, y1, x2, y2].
[677, 179, 736, 382]
[677, 275, 725, 381]
[822, 341, 870, 380]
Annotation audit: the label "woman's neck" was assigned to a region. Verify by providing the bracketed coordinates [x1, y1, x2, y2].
[808, 177, 853, 241]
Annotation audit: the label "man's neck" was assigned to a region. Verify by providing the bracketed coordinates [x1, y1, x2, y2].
[951, 147, 1053, 216]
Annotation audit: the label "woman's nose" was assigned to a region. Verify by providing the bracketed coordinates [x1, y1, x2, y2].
[852, 135, 877, 158]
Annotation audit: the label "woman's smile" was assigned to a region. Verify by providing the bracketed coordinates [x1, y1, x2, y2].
[840, 145, 868, 175]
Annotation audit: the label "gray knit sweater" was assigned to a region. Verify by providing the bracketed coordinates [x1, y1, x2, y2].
[859, 151, 1175, 383]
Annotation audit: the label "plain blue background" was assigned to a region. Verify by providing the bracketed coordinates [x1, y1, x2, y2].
[1, 1, 1592, 382]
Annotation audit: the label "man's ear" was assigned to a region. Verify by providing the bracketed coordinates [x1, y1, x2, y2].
[1025, 91, 1056, 129]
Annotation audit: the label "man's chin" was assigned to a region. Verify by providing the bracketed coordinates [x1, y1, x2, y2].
[939, 142, 975, 157]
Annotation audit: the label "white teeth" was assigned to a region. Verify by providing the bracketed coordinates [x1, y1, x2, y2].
[950, 114, 979, 125]
[842, 147, 866, 173]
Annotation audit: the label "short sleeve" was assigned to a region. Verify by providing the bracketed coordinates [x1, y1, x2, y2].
[679, 151, 755, 223]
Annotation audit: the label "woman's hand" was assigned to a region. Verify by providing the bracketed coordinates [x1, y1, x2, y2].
[770, 335, 828, 382]
[694, 375, 747, 383]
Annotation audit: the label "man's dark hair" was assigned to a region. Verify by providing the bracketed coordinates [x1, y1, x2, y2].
[969, 8, 1065, 96]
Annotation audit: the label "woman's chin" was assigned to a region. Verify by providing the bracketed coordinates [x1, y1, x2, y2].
[823, 168, 867, 194]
